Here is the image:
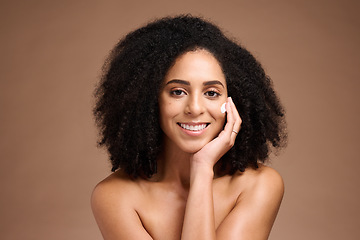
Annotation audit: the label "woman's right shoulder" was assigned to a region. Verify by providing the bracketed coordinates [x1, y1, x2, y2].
[91, 171, 154, 239]
[91, 171, 141, 204]
[91, 170, 147, 220]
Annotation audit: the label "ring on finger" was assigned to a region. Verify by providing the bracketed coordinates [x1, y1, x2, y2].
[232, 130, 238, 134]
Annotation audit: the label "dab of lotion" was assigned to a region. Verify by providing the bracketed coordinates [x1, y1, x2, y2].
[221, 103, 227, 113]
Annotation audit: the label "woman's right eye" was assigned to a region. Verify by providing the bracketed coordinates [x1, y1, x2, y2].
[170, 89, 186, 96]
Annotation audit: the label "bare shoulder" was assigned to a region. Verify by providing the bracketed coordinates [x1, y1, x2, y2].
[216, 165, 284, 239]
[233, 164, 284, 199]
[92, 171, 139, 206]
[91, 171, 153, 239]
[91, 171, 137, 221]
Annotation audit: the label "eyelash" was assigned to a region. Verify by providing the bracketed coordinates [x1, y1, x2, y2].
[205, 89, 221, 98]
[169, 88, 221, 98]
[170, 89, 186, 96]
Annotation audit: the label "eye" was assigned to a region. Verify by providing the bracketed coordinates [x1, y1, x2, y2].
[205, 90, 221, 98]
[170, 89, 186, 96]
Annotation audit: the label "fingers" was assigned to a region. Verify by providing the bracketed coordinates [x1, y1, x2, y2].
[224, 97, 242, 144]
[229, 97, 242, 132]
[192, 97, 242, 165]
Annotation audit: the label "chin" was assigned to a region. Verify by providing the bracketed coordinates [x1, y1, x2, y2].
[178, 140, 210, 153]
[181, 146, 203, 154]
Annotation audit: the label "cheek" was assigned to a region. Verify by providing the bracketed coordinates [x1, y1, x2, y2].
[160, 101, 175, 118]
[217, 113, 226, 128]
[159, 101, 180, 131]
[159, 95, 184, 117]
[207, 105, 226, 136]
[209, 103, 226, 120]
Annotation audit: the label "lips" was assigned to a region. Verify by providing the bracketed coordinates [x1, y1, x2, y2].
[177, 123, 209, 131]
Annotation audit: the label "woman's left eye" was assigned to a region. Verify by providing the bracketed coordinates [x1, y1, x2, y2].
[205, 91, 220, 97]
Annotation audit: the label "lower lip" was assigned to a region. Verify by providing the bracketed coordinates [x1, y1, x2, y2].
[178, 125, 208, 136]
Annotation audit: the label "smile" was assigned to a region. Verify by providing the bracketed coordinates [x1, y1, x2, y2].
[177, 123, 209, 131]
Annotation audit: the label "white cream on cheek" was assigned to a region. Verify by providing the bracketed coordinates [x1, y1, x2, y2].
[221, 102, 227, 113]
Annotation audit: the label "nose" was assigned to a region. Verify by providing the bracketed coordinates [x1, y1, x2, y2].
[184, 94, 205, 116]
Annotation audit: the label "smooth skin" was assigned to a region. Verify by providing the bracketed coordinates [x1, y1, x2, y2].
[91, 50, 284, 240]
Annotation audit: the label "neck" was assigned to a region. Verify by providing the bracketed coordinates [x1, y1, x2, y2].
[155, 138, 193, 189]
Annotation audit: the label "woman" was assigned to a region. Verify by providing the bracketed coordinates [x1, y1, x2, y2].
[92, 15, 287, 240]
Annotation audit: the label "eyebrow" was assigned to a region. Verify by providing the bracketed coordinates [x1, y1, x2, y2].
[166, 79, 224, 87]
[203, 80, 224, 88]
[166, 79, 190, 86]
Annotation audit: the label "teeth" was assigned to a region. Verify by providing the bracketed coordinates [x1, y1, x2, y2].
[180, 123, 207, 131]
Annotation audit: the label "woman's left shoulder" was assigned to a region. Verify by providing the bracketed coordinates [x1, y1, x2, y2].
[246, 164, 283, 182]
[236, 164, 284, 199]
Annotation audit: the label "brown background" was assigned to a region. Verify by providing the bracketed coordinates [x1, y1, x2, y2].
[1, 0, 359, 239]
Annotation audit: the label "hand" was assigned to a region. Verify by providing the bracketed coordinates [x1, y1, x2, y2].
[191, 97, 242, 169]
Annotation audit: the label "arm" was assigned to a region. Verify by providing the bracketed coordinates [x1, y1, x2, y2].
[181, 97, 241, 240]
[180, 161, 216, 240]
[181, 97, 284, 240]
[216, 167, 284, 239]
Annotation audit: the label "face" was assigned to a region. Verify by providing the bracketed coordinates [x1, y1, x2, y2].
[159, 49, 228, 153]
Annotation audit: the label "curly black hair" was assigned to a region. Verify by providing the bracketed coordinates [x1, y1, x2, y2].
[94, 15, 287, 178]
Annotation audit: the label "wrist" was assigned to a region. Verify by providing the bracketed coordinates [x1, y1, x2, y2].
[190, 154, 216, 168]
[190, 160, 214, 182]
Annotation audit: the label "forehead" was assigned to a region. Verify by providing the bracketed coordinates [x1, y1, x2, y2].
[164, 49, 226, 86]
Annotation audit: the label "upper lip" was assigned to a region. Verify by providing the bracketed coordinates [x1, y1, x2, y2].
[177, 122, 209, 125]
[177, 122, 209, 131]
